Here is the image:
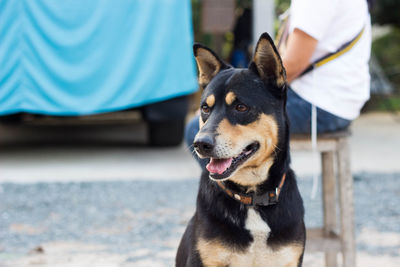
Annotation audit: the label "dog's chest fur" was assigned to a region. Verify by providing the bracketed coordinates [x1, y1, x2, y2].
[230, 208, 300, 267]
[198, 208, 302, 267]
[231, 208, 272, 266]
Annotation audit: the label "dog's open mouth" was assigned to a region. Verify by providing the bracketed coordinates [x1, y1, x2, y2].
[206, 142, 260, 180]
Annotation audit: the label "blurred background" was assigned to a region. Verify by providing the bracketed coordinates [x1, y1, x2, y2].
[0, 0, 399, 266]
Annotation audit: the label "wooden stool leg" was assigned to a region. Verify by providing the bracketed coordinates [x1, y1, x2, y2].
[321, 151, 337, 267]
[337, 138, 356, 267]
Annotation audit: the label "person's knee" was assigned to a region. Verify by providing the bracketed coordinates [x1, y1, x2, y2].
[184, 115, 200, 147]
[286, 91, 312, 134]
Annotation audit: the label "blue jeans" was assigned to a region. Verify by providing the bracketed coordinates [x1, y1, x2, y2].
[285, 88, 350, 134]
[185, 88, 350, 165]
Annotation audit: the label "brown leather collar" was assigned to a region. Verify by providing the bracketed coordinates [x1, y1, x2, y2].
[216, 173, 286, 206]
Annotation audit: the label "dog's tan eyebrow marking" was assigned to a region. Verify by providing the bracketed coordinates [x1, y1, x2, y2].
[225, 92, 236, 105]
[206, 94, 215, 107]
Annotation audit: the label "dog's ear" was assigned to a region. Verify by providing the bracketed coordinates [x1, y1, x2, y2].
[193, 44, 229, 87]
[249, 32, 286, 90]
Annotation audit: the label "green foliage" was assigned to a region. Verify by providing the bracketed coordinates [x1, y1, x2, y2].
[275, 0, 290, 16]
[377, 97, 400, 111]
[372, 28, 400, 93]
[236, 0, 252, 8]
[363, 95, 400, 112]
[371, 0, 400, 28]
[274, 0, 290, 36]
[191, 0, 252, 58]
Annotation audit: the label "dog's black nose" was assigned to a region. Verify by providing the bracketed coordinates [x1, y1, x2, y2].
[193, 135, 215, 156]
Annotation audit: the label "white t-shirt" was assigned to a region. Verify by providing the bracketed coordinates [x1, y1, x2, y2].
[289, 0, 371, 120]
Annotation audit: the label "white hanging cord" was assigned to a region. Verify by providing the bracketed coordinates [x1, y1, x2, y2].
[309, 61, 319, 200]
[310, 104, 318, 199]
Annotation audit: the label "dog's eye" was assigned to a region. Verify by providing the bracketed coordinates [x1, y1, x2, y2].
[235, 104, 248, 112]
[201, 104, 210, 114]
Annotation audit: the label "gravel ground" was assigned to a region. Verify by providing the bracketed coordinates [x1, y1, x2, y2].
[0, 172, 399, 266]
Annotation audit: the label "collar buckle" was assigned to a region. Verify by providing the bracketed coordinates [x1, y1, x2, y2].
[216, 173, 286, 207]
[252, 189, 279, 206]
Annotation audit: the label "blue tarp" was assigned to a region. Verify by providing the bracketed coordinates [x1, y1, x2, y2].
[0, 0, 198, 116]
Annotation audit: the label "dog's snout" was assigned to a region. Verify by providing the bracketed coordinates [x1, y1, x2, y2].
[193, 135, 215, 156]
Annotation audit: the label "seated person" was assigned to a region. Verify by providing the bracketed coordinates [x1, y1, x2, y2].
[185, 0, 371, 154]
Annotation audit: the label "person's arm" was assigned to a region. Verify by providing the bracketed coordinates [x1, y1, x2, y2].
[282, 28, 318, 83]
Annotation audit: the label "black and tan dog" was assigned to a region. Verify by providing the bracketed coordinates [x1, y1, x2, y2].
[176, 33, 305, 267]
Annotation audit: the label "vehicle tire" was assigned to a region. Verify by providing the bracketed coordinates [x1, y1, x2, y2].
[148, 119, 185, 147]
[0, 113, 24, 125]
[142, 95, 189, 147]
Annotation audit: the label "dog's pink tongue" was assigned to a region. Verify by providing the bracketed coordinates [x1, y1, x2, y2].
[206, 158, 233, 174]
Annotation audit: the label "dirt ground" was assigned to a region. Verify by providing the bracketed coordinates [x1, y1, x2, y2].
[2, 229, 400, 267]
[0, 112, 399, 266]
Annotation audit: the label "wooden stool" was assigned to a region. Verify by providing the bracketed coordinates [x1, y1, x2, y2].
[291, 131, 355, 267]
